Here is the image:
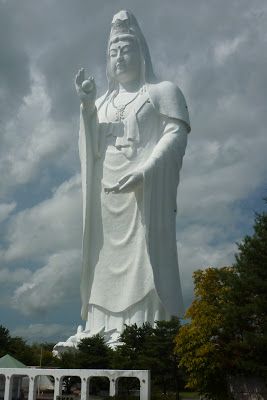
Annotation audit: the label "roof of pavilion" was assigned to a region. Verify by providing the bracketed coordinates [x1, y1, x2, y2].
[0, 354, 27, 368]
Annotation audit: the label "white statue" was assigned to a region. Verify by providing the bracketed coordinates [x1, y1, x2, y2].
[54, 10, 190, 352]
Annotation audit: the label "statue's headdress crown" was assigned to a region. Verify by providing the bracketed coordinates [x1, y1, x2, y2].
[110, 10, 138, 42]
[104, 9, 157, 91]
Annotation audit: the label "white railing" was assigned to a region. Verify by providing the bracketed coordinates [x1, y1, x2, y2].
[0, 368, 150, 400]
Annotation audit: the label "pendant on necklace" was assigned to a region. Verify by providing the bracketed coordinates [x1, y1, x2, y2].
[112, 89, 140, 121]
[115, 106, 126, 121]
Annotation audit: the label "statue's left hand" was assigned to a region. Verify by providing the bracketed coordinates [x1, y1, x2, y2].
[104, 170, 143, 194]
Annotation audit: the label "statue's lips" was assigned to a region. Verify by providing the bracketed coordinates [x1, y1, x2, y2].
[116, 63, 126, 71]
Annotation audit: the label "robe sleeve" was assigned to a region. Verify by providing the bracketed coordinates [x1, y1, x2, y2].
[142, 117, 188, 175]
[78, 104, 99, 320]
[78, 105, 99, 231]
[142, 117, 188, 317]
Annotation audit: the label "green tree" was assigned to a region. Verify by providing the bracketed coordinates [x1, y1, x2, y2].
[55, 335, 113, 371]
[55, 349, 80, 369]
[78, 334, 112, 369]
[146, 318, 182, 397]
[0, 325, 11, 357]
[30, 343, 57, 367]
[0, 326, 36, 365]
[232, 210, 267, 376]
[112, 323, 155, 396]
[175, 206, 267, 399]
[113, 323, 154, 370]
[175, 267, 236, 399]
[113, 319, 182, 397]
[8, 336, 35, 365]
[77, 335, 113, 395]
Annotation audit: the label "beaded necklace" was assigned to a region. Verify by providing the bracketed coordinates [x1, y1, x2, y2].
[111, 90, 140, 121]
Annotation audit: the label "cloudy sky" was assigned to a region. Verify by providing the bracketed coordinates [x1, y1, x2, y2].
[0, 0, 266, 343]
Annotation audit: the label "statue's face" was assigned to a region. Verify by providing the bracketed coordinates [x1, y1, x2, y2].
[109, 38, 141, 84]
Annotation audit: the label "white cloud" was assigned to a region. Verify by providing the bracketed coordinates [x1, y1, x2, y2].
[214, 35, 247, 65]
[179, 141, 265, 223]
[1, 174, 82, 318]
[0, 68, 77, 198]
[0, 202, 16, 223]
[3, 175, 82, 262]
[12, 249, 81, 315]
[12, 323, 75, 342]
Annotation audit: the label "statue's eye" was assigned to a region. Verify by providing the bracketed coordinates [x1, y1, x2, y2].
[109, 50, 117, 57]
[122, 46, 131, 54]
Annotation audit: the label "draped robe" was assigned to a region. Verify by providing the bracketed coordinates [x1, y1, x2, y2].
[79, 81, 190, 334]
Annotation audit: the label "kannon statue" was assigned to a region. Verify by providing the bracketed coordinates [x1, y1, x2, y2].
[55, 9, 190, 351]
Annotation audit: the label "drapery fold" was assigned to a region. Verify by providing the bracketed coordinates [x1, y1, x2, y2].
[79, 82, 190, 321]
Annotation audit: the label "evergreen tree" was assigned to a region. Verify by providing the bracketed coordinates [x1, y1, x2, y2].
[8, 336, 35, 365]
[78, 334, 112, 369]
[231, 209, 267, 376]
[113, 323, 154, 370]
[113, 319, 182, 396]
[147, 318, 182, 396]
[0, 325, 11, 357]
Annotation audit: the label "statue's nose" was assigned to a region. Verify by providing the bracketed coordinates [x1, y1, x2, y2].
[117, 49, 124, 61]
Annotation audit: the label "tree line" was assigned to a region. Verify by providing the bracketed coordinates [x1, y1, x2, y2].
[0, 319, 182, 398]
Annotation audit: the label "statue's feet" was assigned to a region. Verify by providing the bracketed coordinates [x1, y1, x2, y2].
[104, 329, 122, 348]
[53, 325, 122, 356]
[52, 341, 77, 357]
[53, 325, 85, 356]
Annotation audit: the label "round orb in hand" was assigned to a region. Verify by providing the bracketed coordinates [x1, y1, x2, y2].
[82, 79, 94, 94]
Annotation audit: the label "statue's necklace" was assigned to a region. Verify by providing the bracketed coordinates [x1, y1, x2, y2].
[111, 90, 140, 121]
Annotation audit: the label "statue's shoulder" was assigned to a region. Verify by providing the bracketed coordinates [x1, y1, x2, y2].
[147, 81, 191, 132]
[148, 80, 182, 97]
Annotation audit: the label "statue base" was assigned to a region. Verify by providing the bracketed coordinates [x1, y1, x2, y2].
[53, 325, 121, 356]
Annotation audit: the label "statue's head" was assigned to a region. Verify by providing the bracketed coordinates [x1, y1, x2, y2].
[106, 10, 156, 91]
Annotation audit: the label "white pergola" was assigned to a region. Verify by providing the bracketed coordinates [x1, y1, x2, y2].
[0, 367, 150, 400]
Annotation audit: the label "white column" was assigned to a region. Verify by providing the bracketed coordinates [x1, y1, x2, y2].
[16, 376, 21, 399]
[109, 378, 118, 397]
[53, 376, 62, 400]
[80, 377, 89, 400]
[140, 374, 151, 400]
[4, 376, 12, 400]
[28, 376, 37, 400]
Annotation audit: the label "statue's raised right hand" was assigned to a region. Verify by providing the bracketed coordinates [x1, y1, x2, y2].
[75, 68, 96, 114]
